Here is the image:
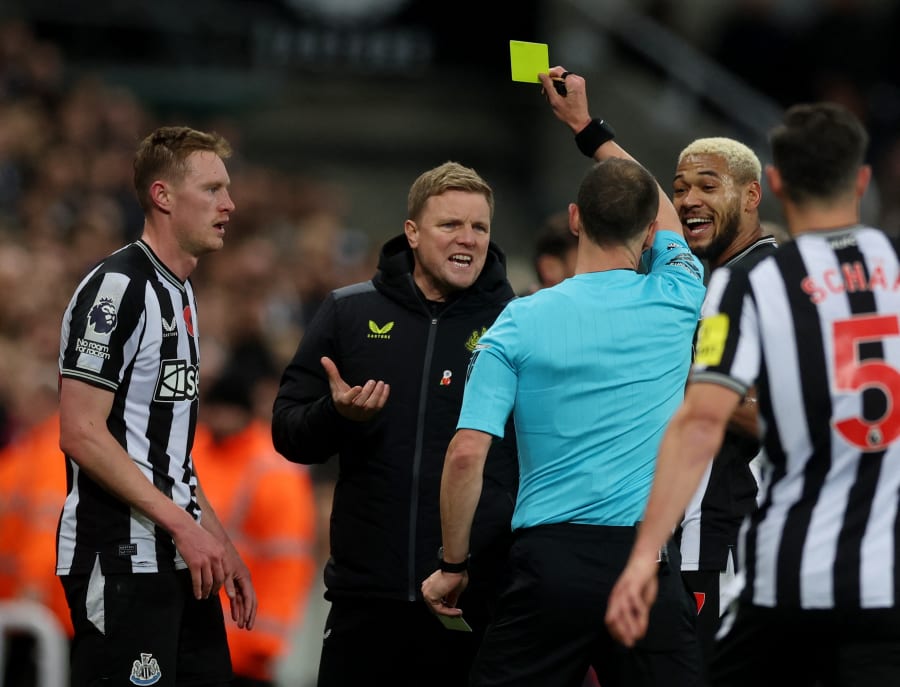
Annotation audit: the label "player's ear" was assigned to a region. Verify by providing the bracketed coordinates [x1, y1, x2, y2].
[744, 180, 762, 212]
[150, 181, 171, 212]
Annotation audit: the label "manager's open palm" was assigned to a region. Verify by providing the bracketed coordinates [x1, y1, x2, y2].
[320, 355, 390, 422]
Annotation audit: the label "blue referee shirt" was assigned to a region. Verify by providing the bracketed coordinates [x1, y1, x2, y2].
[458, 230, 705, 529]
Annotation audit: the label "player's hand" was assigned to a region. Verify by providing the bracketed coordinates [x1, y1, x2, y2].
[173, 521, 227, 600]
[222, 541, 257, 630]
[321, 356, 390, 422]
[605, 552, 660, 647]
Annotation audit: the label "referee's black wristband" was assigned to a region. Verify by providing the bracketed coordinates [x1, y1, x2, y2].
[575, 118, 616, 158]
[437, 547, 469, 573]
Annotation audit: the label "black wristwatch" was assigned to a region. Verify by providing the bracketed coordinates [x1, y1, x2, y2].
[437, 547, 470, 573]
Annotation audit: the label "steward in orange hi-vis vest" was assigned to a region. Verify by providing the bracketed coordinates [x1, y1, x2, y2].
[0, 410, 73, 638]
[194, 384, 317, 686]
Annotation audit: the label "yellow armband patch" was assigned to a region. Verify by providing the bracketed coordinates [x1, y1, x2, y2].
[694, 314, 730, 366]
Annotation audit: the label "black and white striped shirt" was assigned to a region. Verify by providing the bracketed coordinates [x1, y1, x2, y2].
[678, 236, 778, 572]
[58, 240, 202, 575]
[693, 225, 900, 609]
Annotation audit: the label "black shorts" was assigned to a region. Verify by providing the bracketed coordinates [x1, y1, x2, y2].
[681, 569, 721, 668]
[712, 602, 900, 687]
[470, 523, 703, 687]
[61, 566, 232, 687]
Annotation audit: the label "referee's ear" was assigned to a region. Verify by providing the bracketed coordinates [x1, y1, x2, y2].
[568, 202, 580, 237]
[641, 219, 658, 253]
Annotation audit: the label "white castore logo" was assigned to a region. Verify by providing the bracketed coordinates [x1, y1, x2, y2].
[161, 316, 178, 338]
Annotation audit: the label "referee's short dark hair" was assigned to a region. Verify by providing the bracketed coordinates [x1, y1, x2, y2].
[576, 158, 658, 247]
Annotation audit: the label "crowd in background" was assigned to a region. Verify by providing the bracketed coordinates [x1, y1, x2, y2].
[0, 18, 381, 447]
[1, 2, 900, 683]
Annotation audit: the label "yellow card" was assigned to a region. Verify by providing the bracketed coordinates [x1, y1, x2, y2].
[509, 40, 549, 83]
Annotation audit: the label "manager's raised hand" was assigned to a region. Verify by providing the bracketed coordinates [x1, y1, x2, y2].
[320, 355, 390, 422]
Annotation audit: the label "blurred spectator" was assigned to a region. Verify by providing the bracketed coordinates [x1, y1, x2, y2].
[0, 101, 50, 223]
[0, 360, 71, 687]
[522, 209, 577, 294]
[193, 347, 318, 687]
[0, 20, 65, 108]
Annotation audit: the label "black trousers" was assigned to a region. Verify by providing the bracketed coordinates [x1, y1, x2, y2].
[470, 523, 704, 687]
[316, 596, 486, 687]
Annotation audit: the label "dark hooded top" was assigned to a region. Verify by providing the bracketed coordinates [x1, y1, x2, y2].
[272, 235, 519, 604]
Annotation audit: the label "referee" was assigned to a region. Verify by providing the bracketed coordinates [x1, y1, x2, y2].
[608, 103, 900, 686]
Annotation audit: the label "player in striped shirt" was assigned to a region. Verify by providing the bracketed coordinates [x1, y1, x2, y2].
[607, 103, 900, 686]
[58, 126, 256, 687]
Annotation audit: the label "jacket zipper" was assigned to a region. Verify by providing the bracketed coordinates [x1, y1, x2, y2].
[408, 314, 439, 600]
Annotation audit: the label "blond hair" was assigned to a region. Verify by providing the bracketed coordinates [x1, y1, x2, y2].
[678, 137, 761, 185]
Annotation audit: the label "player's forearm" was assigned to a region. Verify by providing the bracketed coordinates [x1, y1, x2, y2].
[636, 411, 722, 560]
[63, 429, 192, 536]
